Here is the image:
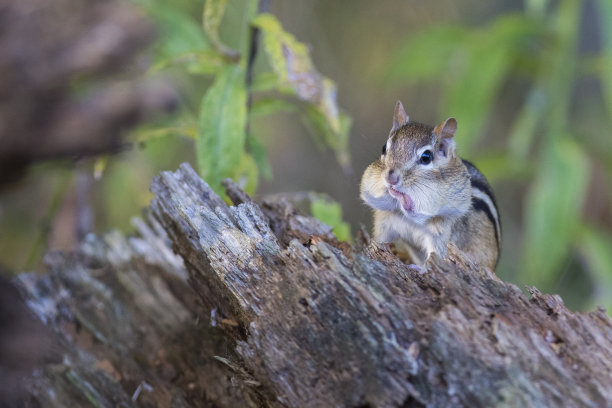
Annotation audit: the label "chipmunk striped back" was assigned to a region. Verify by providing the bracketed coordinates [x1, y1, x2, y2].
[462, 159, 502, 253]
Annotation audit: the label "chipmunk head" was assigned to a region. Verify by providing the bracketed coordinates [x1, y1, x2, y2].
[379, 101, 470, 223]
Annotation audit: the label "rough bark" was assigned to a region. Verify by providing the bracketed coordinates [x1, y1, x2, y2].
[16, 163, 612, 408]
[17, 212, 265, 408]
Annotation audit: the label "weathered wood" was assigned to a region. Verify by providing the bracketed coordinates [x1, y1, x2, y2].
[17, 163, 612, 407]
[150, 163, 612, 408]
[17, 213, 265, 408]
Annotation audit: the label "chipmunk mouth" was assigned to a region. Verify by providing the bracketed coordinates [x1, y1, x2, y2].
[388, 186, 414, 213]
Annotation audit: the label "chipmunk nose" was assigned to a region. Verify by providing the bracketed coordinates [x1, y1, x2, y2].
[387, 169, 399, 185]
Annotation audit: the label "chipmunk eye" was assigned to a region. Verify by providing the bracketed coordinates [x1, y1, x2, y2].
[419, 150, 433, 164]
[382, 143, 387, 155]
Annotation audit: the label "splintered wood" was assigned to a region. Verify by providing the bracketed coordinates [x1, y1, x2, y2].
[18, 163, 612, 408]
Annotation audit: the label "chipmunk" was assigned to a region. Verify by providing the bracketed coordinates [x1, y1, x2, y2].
[360, 101, 501, 270]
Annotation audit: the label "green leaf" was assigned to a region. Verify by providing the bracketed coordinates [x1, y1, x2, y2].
[150, 50, 229, 76]
[232, 153, 259, 195]
[301, 107, 352, 172]
[202, 0, 240, 61]
[250, 98, 297, 117]
[93, 156, 109, 181]
[253, 13, 351, 166]
[319, 78, 341, 134]
[576, 226, 612, 311]
[137, 1, 235, 75]
[252, 13, 332, 104]
[142, 3, 209, 60]
[519, 137, 589, 287]
[135, 0, 238, 78]
[310, 197, 352, 242]
[249, 72, 282, 93]
[197, 65, 248, 193]
[246, 134, 273, 180]
[134, 124, 198, 143]
[251, 14, 295, 86]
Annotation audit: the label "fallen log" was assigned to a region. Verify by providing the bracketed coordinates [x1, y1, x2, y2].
[17, 163, 612, 407]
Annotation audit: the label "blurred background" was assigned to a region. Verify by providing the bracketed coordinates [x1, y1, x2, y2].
[1, 0, 611, 312]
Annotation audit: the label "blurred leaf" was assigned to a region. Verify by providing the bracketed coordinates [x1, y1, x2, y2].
[442, 15, 540, 153]
[197, 65, 247, 193]
[520, 137, 589, 287]
[138, 2, 209, 60]
[250, 72, 282, 93]
[251, 14, 295, 88]
[332, 114, 352, 172]
[150, 50, 229, 75]
[250, 98, 297, 117]
[246, 134, 273, 180]
[319, 78, 341, 134]
[101, 157, 154, 234]
[310, 198, 352, 242]
[576, 226, 612, 311]
[526, 0, 550, 16]
[596, 0, 612, 122]
[540, 0, 580, 135]
[139, 129, 197, 173]
[134, 124, 198, 144]
[510, 0, 580, 200]
[508, 87, 546, 159]
[301, 107, 352, 173]
[386, 25, 470, 82]
[202, 0, 240, 61]
[468, 151, 532, 183]
[233, 153, 259, 195]
[93, 157, 109, 181]
[301, 107, 327, 150]
[253, 13, 347, 137]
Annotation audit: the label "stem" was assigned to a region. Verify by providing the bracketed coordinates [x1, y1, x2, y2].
[75, 161, 93, 242]
[245, 0, 270, 136]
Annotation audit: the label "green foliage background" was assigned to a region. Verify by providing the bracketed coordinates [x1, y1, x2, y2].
[1, 0, 612, 313]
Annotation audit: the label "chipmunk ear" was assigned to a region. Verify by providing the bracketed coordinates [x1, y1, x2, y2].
[391, 100, 409, 133]
[434, 117, 457, 158]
